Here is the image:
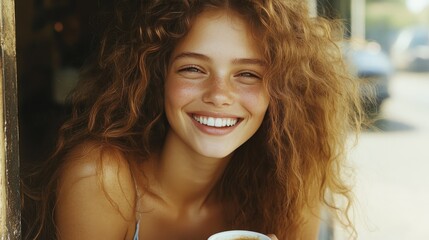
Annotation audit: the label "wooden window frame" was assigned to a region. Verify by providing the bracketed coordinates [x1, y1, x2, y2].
[0, 0, 20, 239]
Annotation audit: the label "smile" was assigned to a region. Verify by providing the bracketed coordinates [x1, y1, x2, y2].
[192, 114, 239, 128]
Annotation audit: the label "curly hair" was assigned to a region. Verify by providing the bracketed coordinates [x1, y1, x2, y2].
[22, 0, 362, 239]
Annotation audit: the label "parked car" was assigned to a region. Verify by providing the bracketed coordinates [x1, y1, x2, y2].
[344, 40, 393, 117]
[391, 26, 429, 72]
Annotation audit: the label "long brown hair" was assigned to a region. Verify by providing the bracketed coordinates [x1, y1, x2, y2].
[22, 0, 362, 239]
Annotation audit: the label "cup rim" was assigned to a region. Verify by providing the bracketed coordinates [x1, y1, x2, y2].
[208, 230, 270, 240]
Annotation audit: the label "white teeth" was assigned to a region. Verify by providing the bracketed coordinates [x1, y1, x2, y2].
[207, 117, 215, 126]
[193, 115, 238, 128]
[215, 118, 222, 127]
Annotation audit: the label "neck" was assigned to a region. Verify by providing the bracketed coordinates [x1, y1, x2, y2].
[148, 132, 231, 210]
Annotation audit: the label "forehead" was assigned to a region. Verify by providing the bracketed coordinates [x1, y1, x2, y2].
[171, 9, 263, 59]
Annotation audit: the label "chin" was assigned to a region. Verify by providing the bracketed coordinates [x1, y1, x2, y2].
[196, 146, 235, 160]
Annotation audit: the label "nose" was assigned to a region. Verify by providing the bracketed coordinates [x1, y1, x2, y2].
[202, 76, 234, 107]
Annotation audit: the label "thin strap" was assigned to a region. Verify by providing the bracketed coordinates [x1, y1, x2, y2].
[131, 163, 144, 240]
[133, 221, 140, 240]
[132, 170, 142, 240]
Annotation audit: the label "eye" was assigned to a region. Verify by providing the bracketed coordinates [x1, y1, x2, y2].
[235, 71, 262, 84]
[176, 65, 207, 79]
[178, 65, 205, 74]
[238, 72, 260, 78]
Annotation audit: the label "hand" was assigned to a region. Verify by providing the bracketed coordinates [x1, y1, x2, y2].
[267, 234, 278, 240]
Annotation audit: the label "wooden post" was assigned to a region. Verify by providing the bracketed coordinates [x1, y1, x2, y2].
[0, 0, 20, 238]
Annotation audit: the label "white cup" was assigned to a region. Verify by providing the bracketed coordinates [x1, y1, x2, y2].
[208, 230, 271, 240]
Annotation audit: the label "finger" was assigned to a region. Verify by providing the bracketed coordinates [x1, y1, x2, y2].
[267, 234, 279, 240]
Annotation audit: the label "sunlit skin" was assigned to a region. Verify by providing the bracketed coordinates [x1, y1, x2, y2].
[164, 11, 269, 161]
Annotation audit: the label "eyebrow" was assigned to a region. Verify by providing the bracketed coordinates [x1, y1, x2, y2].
[231, 58, 266, 66]
[172, 52, 210, 62]
[172, 51, 266, 66]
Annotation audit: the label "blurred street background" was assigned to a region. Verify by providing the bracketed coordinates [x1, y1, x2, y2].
[344, 71, 429, 240]
[336, 0, 429, 239]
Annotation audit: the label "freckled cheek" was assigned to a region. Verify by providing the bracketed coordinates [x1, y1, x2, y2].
[165, 78, 201, 108]
[238, 88, 270, 116]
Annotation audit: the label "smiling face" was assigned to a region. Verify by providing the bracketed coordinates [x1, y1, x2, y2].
[164, 10, 270, 159]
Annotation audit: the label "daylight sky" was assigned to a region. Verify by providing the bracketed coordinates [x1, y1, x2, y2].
[406, 0, 429, 12]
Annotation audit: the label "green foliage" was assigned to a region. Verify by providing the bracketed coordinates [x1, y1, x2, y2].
[366, 0, 404, 4]
[366, 2, 417, 28]
[365, 0, 426, 51]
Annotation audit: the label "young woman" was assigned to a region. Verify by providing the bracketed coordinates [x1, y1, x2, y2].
[23, 0, 363, 239]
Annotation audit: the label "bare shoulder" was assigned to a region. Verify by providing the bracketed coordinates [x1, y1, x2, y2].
[56, 141, 137, 240]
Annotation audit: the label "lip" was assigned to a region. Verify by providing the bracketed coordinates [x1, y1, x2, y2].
[190, 111, 242, 119]
[188, 112, 242, 135]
